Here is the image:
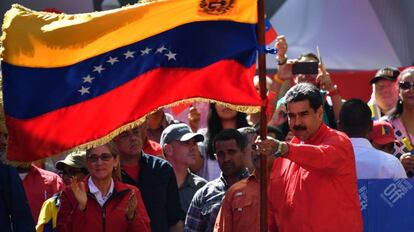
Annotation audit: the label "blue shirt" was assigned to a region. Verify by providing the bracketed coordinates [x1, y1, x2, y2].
[179, 171, 207, 215]
[184, 170, 249, 232]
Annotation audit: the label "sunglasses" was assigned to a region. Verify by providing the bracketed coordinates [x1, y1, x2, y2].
[399, 81, 414, 90]
[58, 169, 85, 177]
[86, 153, 114, 163]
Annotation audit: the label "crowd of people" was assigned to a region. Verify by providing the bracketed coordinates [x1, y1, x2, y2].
[1, 34, 413, 232]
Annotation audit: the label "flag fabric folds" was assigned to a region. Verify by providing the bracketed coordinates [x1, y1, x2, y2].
[265, 18, 277, 44]
[1, 0, 262, 162]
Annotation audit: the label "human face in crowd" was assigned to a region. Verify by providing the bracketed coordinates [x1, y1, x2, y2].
[215, 104, 238, 120]
[168, 138, 197, 167]
[287, 99, 323, 141]
[371, 142, 395, 155]
[374, 79, 398, 113]
[59, 165, 87, 185]
[113, 127, 144, 158]
[294, 56, 318, 86]
[214, 139, 245, 178]
[86, 144, 118, 181]
[399, 70, 414, 107]
[147, 110, 164, 130]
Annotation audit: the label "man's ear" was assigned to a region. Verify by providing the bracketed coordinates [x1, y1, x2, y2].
[316, 105, 324, 120]
[163, 144, 173, 157]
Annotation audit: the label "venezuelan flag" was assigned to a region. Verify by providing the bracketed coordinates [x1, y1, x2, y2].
[1, 0, 262, 162]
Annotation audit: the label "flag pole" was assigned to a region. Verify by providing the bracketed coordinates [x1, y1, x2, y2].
[257, 0, 268, 231]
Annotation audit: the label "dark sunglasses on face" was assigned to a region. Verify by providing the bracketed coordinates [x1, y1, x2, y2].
[58, 169, 85, 177]
[86, 153, 114, 163]
[399, 81, 414, 90]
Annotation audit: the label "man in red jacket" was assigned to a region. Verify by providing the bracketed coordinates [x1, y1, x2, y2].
[262, 83, 362, 232]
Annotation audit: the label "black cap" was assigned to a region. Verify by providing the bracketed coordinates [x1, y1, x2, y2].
[160, 123, 204, 147]
[370, 67, 400, 84]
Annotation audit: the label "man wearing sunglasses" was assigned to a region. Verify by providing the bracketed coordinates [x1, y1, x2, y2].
[368, 67, 400, 120]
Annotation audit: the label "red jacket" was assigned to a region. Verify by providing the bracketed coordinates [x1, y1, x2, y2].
[23, 164, 64, 221]
[269, 124, 363, 232]
[57, 178, 150, 232]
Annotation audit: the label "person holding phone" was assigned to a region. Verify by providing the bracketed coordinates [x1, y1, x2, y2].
[271, 36, 343, 132]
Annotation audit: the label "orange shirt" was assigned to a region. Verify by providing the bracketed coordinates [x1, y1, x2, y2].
[214, 174, 260, 232]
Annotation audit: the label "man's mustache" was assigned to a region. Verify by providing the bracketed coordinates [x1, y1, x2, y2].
[293, 125, 307, 131]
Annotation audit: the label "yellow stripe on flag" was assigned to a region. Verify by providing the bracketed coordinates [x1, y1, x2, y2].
[1, 0, 257, 67]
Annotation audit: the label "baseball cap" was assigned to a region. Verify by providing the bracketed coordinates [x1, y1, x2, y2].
[370, 67, 400, 84]
[368, 121, 398, 145]
[55, 150, 87, 171]
[160, 123, 204, 147]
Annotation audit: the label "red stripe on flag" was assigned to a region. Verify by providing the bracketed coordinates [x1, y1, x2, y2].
[6, 60, 260, 161]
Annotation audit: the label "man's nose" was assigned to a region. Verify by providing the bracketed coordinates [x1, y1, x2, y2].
[224, 153, 232, 162]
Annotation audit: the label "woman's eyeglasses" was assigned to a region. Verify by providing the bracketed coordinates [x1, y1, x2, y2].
[399, 81, 414, 90]
[86, 153, 114, 163]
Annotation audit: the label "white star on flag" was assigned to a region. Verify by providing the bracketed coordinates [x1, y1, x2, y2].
[165, 51, 177, 60]
[93, 65, 105, 74]
[82, 75, 95, 83]
[78, 86, 90, 95]
[124, 50, 135, 59]
[140, 47, 152, 55]
[156, 46, 167, 53]
[106, 56, 119, 65]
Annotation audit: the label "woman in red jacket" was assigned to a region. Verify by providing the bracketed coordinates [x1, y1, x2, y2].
[57, 141, 150, 232]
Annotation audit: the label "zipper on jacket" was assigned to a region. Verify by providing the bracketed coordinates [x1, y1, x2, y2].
[87, 187, 131, 232]
[102, 205, 106, 232]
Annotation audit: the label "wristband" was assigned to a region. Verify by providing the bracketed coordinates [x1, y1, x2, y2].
[273, 74, 284, 84]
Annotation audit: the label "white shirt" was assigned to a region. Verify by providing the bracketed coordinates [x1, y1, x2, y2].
[350, 138, 407, 179]
[88, 177, 114, 207]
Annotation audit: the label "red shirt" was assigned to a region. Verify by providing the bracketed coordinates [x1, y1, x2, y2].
[22, 164, 64, 221]
[143, 138, 164, 158]
[269, 124, 363, 232]
[123, 164, 140, 181]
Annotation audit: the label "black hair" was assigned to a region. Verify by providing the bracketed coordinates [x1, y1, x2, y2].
[206, 103, 249, 160]
[339, 99, 372, 137]
[298, 52, 319, 62]
[389, 67, 414, 120]
[213, 129, 247, 154]
[284, 83, 323, 111]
